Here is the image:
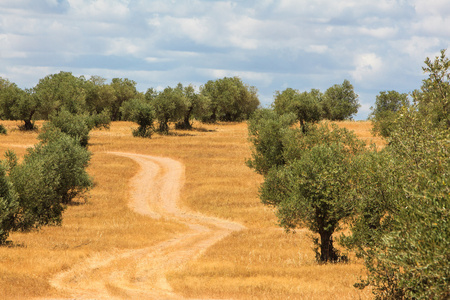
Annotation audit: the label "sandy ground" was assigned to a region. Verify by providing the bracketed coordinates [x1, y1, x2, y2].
[48, 152, 244, 299]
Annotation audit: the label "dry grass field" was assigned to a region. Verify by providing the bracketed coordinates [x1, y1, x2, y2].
[0, 119, 384, 299]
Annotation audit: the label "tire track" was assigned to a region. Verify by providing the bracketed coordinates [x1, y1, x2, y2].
[49, 152, 244, 299]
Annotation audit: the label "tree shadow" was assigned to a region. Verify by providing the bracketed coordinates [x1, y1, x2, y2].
[2, 241, 26, 248]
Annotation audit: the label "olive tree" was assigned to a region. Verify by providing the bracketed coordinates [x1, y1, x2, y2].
[416, 49, 450, 129]
[322, 79, 360, 120]
[273, 88, 323, 133]
[39, 110, 110, 147]
[176, 84, 211, 129]
[0, 78, 20, 121]
[246, 109, 296, 176]
[34, 71, 87, 119]
[343, 50, 450, 299]
[369, 90, 409, 138]
[201, 77, 259, 123]
[0, 79, 39, 130]
[0, 129, 92, 243]
[152, 86, 188, 133]
[84, 76, 117, 115]
[0, 160, 18, 244]
[248, 109, 366, 262]
[110, 78, 139, 121]
[120, 97, 155, 137]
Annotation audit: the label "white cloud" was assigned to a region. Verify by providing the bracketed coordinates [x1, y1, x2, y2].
[105, 37, 142, 56]
[200, 68, 273, 86]
[393, 36, 443, 63]
[305, 45, 329, 54]
[351, 53, 383, 83]
[413, 0, 450, 16]
[67, 0, 130, 20]
[358, 26, 398, 39]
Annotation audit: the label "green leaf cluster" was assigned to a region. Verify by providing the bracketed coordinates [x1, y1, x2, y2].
[120, 97, 155, 138]
[248, 108, 366, 262]
[0, 130, 92, 244]
[343, 51, 450, 299]
[369, 90, 409, 138]
[272, 79, 361, 130]
[201, 77, 259, 123]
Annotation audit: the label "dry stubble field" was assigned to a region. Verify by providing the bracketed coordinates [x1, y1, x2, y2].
[0, 120, 384, 299]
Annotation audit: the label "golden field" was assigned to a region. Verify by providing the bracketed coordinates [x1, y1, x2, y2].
[0, 120, 384, 299]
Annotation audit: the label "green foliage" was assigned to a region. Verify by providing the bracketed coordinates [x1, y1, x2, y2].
[416, 49, 450, 129]
[273, 88, 323, 132]
[0, 79, 37, 130]
[0, 131, 92, 244]
[39, 110, 110, 147]
[10, 132, 92, 231]
[0, 125, 6, 135]
[248, 110, 366, 262]
[120, 97, 155, 138]
[0, 78, 21, 120]
[85, 110, 111, 131]
[9, 150, 64, 230]
[14, 89, 39, 131]
[0, 163, 18, 244]
[40, 110, 91, 147]
[110, 78, 139, 121]
[152, 86, 188, 133]
[262, 142, 358, 262]
[84, 76, 117, 115]
[34, 71, 87, 119]
[201, 77, 259, 123]
[345, 109, 450, 299]
[369, 90, 409, 138]
[322, 79, 360, 120]
[343, 51, 450, 299]
[246, 109, 296, 176]
[176, 83, 211, 129]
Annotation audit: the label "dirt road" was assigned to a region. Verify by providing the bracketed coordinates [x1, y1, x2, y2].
[50, 152, 244, 299]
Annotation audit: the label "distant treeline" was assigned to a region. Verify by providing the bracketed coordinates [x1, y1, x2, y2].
[0, 73, 261, 134]
[0, 72, 362, 136]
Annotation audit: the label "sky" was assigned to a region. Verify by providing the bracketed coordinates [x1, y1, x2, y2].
[1, 0, 449, 120]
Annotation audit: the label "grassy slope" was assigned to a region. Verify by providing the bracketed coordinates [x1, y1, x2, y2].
[0, 120, 383, 299]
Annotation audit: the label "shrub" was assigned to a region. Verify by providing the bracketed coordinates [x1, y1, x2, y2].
[369, 90, 409, 138]
[9, 132, 92, 232]
[345, 109, 450, 299]
[120, 98, 155, 138]
[0, 124, 6, 135]
[39, 110, 110, 147]
[0, 163, 18, 244]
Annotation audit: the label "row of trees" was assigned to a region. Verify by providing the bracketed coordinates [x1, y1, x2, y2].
[0, 74, 260, 135]
[247, 50, 449, 298]
[273, 79, 360, 132]
[0, 73, 363, 138]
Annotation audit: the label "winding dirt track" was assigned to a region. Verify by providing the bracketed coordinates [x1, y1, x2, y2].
[50, 152, 244, 299]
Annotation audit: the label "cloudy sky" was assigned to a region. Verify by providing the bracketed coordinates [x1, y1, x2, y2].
[1, 0, 449, 119]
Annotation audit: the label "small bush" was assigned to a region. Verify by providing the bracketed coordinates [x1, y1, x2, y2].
[40, 110, 111, 147]
[0, 163, 18, 244]
[132, 127, 153, 138]
[8, 132, 92, 232]
[0, 124, 6, 135]
[120, 98, 155, 138]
